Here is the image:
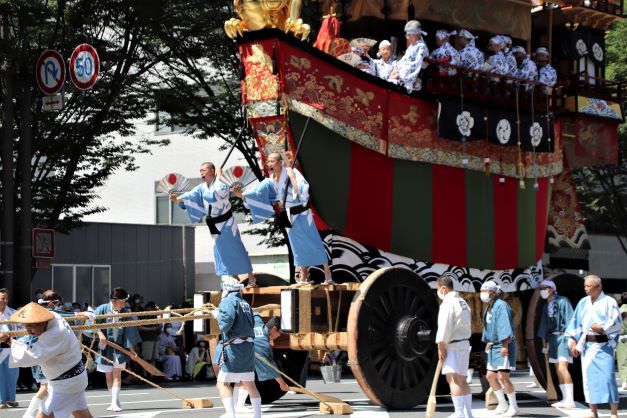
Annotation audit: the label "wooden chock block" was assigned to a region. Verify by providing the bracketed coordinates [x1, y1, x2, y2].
[485, 388, 497, 410]
[319, 401, 353, 415]
[182, 398, 213, 409]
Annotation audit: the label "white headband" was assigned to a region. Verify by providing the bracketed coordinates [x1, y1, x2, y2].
[540, 280, 556, 290]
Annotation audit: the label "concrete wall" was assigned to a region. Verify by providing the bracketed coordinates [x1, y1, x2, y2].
[32, 222, 195, 307]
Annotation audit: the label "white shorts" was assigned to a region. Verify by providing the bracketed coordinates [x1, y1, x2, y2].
[442, 345, 471, 377]
[96, 361, 126, 373]
[217, 370, 255, 383]
[549, 356, 573, 364]
[41, 389, 88, 417]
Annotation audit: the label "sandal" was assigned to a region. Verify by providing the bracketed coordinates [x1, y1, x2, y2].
[246, 282, 259, 289]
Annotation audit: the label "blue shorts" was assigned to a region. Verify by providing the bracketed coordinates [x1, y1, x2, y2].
[548, 334, 572, 363]
[486, 340, 517, 372]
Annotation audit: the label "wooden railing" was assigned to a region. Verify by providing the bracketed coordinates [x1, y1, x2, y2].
[565, 0, 624, 16]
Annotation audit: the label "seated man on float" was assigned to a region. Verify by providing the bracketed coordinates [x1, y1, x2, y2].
[483, 35, 510, 77]
[389, 20, 429, 92]
[534, 47, 558, 93]
[501, 35, 517, 74]
[374, 40, 397, 80]
[430, 29, 460, 75]
[456, 29, 484, 71]
[512, 46, 538, 83]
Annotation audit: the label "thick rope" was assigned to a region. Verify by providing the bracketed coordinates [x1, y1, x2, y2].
[81, 344, 198, 408]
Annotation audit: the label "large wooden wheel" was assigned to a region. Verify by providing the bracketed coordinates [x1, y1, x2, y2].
[348, 267, 439, 409]
[525, 273, 586, 402]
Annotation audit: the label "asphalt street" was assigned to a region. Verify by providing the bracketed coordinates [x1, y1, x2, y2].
[4, 370, 626, 417]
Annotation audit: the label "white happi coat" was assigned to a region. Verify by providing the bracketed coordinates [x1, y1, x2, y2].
[397, 39, 429, 93]
[374, 58, 397, 80]
[430, 42, 460, 75]
[459, 42, 484, 70]
[10, 314, 87, 394]
[484, 51, 509, 75]
[515, 58, 538, 81]
[504, 50, 517, 74]
[538, 65, 558, 86]
[436, 291, 471, 351]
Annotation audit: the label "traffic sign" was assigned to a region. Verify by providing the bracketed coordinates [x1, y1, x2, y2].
[42, 94, 63, 111]
[69, 44, 100, 90]
[36, 50, 66, 95]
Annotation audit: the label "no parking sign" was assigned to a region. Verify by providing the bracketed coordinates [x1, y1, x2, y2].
[69, 44, 100, 90]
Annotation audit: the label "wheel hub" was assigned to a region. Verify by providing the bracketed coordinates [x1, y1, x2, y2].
[395, 315, 433, 360]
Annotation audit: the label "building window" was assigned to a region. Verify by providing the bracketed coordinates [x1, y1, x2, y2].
[155, 177, 205, 225]
[155, 110, 186, 135]
[51, 264, 111, 307]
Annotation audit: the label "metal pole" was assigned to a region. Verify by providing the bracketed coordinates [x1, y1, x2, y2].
[17, 79, 33, 305]
[0, 73, 15, 293]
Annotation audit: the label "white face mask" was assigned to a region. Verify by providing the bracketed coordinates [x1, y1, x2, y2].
[540, 289, 550, 300]
[480, 292, 491, 303]
[437, 289, 446, 300]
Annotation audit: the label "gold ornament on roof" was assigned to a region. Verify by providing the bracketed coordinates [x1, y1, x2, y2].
[224, 0, 311, 40]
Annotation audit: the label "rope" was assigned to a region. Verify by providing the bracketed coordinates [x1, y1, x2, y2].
[334, 290, 342, 332]
[254, 352, 333, 411]
[325, 288, 332, 333]
[81, 344, 197, 408]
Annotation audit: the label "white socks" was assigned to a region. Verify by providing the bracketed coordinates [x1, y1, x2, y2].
[251, 397, 261, 418]
[503, 392, 519, 416]
[23, 396, 43, 418]
[494, 389, 508, 413]
[221, 396, 235, 418]
[562, 384, 576, 407]
[451, 395, 466, 417]
[236, 387, 249, 410]
[466, 368, 474, 384]
[464, 394, 474, 418]
[107, 386, 121, 411]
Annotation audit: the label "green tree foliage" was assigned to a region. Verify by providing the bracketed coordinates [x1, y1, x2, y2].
[572, 18, 627, 254]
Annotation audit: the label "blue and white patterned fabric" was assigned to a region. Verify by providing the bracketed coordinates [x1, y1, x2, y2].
[0, 306, 19, 404]
[504, 50, 517, 75]
[538, 65, 558, 86]
[397, 39, 429, 92]
[430, 42, 460, 75]
[460, 41, 484, 71]
[356, 57, 376, 75]
[484, 51, 509, 75]
[515, 57, 538, 81]
[565, 292, 621, 404]
[243, 168, 328, 267]
[374, 58, 397, 80]
[179, 180, 252, 276]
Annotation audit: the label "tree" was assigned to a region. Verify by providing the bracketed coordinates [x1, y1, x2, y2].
[572, 17, 627, 254]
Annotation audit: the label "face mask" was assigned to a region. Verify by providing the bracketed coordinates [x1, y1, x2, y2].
[480, 292, 491, 303]
[437, 289, 446, 300]
[540, 289, 550, 300]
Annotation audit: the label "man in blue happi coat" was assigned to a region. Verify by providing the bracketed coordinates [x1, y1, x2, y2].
[536, 280, 576, 409]
[214, 277, 261, 418]
[566, 275, 621, 418]
[235, 152, 334, 286]
[94, 287, 141, 412]
[481, 281, 519, 416]
[234, 315, 288, 413]
[171, 162, 257, 287]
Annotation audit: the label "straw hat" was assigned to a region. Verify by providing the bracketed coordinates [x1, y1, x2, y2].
[10, 302, 55, 324]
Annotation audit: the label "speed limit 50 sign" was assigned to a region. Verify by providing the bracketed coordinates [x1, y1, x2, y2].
[69, 44, 100, 90]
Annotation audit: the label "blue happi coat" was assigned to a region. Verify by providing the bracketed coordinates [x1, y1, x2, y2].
[482, 298, 517, 371]
[539, 65, 558, 87]
[252, 313, 280, 381]
[565, 292, 622, 404]
[179, 180, 252, 276]
[243, 168, 328, 268]
[94, 303, 141, 366]
[537, 295, 573, 361]
[215, 292, 255, 373]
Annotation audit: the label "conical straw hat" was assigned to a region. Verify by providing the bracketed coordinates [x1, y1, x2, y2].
[10, 302, 55, 324]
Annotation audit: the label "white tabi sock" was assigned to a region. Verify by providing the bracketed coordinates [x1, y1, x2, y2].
[466, 368, 474, 384]
[494, 389, 508, 413]
[563, 383, 575, 406]
[221, 396, 235, 418]
[451, 395, 466, 417]
[111, 386, 121, 408]
[236, 387, 249, 410]
[506, 391, 518, 410]
[464, 394, 474, 418]
[23, 396, 43, 418]
[250, 397, 262, 418]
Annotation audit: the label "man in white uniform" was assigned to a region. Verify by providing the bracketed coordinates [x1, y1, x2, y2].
[436, 274, 473, 418]
[0, 302, 92, 418]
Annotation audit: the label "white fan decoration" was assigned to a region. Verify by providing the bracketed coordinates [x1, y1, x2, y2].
[157, 172, 190, 194]
[220, 165, 257, 189]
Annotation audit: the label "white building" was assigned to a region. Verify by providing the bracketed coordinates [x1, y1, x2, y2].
[83, 118, 289, 292]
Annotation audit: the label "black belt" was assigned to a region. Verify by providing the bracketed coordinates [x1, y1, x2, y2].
[449, 339, 469, 344]
[205, 209, 233, 235]
[52, 361, 85, 381]
[289, 202, 311, 216]
[586, 334, 608, 343]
